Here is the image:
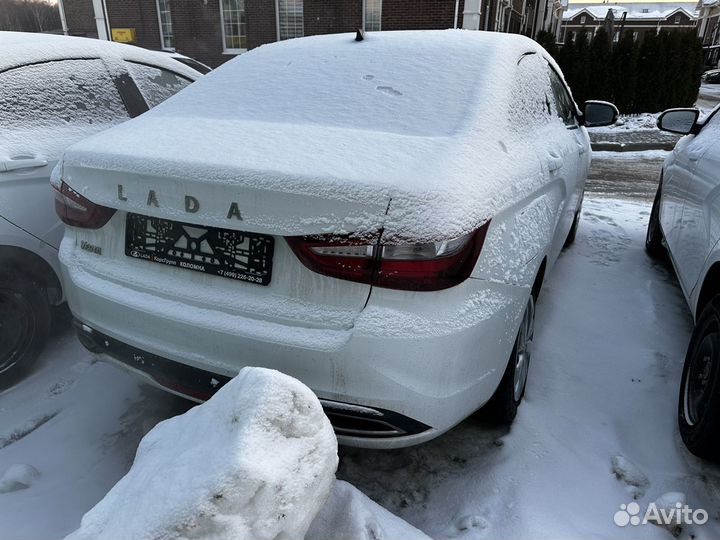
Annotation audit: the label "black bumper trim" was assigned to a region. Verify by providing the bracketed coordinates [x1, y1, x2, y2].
[73, 320, 431, 438]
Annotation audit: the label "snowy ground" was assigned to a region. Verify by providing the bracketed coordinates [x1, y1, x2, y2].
[2, 164, 720, 539]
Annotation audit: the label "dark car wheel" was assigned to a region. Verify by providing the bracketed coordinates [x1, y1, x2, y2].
[483, 295, 535, 424]
[678, 296, 720, 462]
[646, 181, 666, 258]
[0, 276, 50, 384]
[564, 205, 581, 248]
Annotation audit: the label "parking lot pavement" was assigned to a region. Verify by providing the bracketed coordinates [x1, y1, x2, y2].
[587, 151, 667, 201]
[1, 155, 719, 539]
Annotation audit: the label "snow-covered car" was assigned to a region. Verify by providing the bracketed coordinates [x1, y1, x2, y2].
[0, 32, 203, 382]
[55, 30, 617, 448]
[701, 69, 720, 84]
[647, 105, 720, 461]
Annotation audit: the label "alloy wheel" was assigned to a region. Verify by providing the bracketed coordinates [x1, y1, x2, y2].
[683, 331, 717, 426]
[0, 290, 35, 374]
[513, 296, 535, 402]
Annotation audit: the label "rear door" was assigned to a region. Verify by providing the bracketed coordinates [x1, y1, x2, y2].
[674, 111, 720, 295]
[0, 58, 131, 248]
[547, 66, 587, 245]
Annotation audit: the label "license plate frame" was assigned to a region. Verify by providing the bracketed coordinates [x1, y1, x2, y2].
[125, 213, 274, 286]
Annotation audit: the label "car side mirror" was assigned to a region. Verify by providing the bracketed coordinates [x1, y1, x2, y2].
[582, 101, 619, 127]
[657, 108, 699, 135]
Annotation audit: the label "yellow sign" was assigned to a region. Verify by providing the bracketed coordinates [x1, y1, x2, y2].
[111, 28, 137, 43]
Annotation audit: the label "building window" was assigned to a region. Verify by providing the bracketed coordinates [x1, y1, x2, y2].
[156, 0, 174, 50]
[220, 0, 247, 52]
[674, 14, 681, 24]
[580, 15, 586, 24]
[278, 0, 304, 40]
[365, 0, 382, 31]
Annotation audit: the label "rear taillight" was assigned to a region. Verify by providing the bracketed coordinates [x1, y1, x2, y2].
[286, 221, 490, 291]
[53, 181, 116, 229]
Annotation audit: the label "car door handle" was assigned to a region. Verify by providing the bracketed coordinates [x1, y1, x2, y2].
[1, 158, 48, 172]
[688, 148, 704, 161]
[547, 155, 564, 172]
[577, 142, 587, 155]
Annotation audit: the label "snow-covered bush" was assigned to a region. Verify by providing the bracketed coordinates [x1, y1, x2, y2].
[66, 367, 338, 540]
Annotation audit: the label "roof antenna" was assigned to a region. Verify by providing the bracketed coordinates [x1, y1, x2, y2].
[355, 29, 365, 41]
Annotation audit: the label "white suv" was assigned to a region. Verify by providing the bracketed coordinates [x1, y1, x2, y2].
[647, 105, 720, 461]
[0, 32, 201, 382]
[55, 31, 616, 448]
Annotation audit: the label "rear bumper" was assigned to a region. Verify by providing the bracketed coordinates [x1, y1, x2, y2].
[63, 250, 528, 449]
[75, 319, 432, 442]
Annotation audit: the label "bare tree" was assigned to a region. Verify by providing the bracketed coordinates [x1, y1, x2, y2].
[0, 0, 61, 32]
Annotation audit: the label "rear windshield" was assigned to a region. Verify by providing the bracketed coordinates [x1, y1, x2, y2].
[154, 34, 496, 137]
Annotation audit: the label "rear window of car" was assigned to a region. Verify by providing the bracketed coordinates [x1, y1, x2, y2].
[0, 59, 129, 129]
[147, 34, 499, 137]
[125, 62, 192, 108]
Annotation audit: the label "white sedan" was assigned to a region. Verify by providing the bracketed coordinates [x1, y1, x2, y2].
[0, 32, 202, 382]
[55, 30, 616, 448]
[648, 105, 720, 461]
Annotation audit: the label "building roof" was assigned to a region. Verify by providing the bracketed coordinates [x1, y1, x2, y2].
[563, 3, 697, 20]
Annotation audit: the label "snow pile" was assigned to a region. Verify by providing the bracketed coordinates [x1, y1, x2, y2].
[647, 491, 687, 536]
[0, 464, 40, 494]
[592, 113, 660, 133]
[611, 455, 649, 499]
[308, 480, 431, 540]
[66, 367, 338, 540]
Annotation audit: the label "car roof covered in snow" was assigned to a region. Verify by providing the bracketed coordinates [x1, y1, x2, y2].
[0, 31, 199, 78]
[60, 30, 567, 241]
[74, 30, 547, 138]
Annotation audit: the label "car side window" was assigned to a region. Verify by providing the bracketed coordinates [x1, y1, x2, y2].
[0, 59, 129, 130]
[547, 68, 578, 128]
[125, 62, 192, 108]
[511, 54, 555, 131]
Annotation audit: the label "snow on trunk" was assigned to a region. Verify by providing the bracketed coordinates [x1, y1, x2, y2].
[66, 367, 338, 540]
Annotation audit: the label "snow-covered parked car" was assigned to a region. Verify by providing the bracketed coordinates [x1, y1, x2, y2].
[55, 30, 617, 448]
[701, 69, 720, 84]
[647, 105, 720, 461]
[0, 32, 203, 382]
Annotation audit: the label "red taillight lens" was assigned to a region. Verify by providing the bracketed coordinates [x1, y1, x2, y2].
[53, 181, 116, 229]
[286, 221, 491, 291]
[285, 237, 378, 285]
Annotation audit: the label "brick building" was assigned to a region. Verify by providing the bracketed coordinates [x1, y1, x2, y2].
[697, 0, 719, 66]
[561, 1, 696, 42]
[60, 0, 100, 38]
[60, 0, 565, 68]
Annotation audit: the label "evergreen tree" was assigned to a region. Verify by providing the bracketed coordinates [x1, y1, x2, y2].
[556, 32, 575, 79]
[612, 31, 638, 114]
[635, 32, 666, 113]
[588, 28, 613, 101]
[535, 30, 559, 58]
[571, 30, 591, 105]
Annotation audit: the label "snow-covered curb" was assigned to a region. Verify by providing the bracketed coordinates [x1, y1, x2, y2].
[66, 367, 338, 540]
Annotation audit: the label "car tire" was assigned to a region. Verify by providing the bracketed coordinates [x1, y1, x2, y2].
[0, 275, 51, 385]
[678, 296, 720, 462]
[646, 182, 666, 258]
[483, 295, 535, 424]
[564, 205, 582, 248]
